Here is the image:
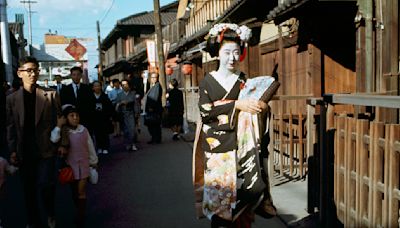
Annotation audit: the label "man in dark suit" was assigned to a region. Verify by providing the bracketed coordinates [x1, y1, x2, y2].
[6, 56, 67, 228]
[60, 66, 94, 131]
[51, 74, 64, 94]
[145, 72, 163, 144]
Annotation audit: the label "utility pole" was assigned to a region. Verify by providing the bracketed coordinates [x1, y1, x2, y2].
[153, 0, 167, 107]
[20, 0, 36, 55]
[0, 0, 14, 83]
[96, 20, 103, 84]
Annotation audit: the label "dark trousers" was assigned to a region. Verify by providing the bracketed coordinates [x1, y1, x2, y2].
[147, 123, 162, 143]
[20, 157, 56, 227]
[93, 127, 110, 150]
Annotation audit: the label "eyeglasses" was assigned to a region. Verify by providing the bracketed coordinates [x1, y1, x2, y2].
[19, 68, 40, 74]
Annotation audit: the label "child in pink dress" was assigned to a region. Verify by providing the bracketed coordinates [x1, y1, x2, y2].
[51, 105, 98, 228]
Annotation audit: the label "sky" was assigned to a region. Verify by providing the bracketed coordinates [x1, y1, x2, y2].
[6, 0, 177, 79]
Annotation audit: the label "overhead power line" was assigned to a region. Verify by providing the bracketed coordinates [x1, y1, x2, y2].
[100, 0, 115, 24]
[20, 0, 37, 54]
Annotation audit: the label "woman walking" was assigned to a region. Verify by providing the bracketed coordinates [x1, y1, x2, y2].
[193, 23, 278, 227]
[166, 79, 184, 140]
[116, 79, 140, 151]
[92, 81, 113, 154]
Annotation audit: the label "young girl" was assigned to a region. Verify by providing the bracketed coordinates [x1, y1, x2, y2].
[51, 104, 98, 228]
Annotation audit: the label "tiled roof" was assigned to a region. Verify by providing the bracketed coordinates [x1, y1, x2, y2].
[266, 0, 310, 21]
[118, 12, 177, 26]
[102, 10, 177, 50]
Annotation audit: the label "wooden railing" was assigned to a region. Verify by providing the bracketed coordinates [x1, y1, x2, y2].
[183, 87, 200, 123]
[268, 95, 313, 182]
[185, 0, 235, 38]
[312, 94, 400, 227]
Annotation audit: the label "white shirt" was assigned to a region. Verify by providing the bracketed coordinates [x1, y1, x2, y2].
[72, 83, 80, 98]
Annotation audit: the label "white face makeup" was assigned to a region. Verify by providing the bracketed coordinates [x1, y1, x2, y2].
[218, 41, 240, 73]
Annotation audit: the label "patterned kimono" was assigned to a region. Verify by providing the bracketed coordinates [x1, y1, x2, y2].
[195, 71, 280, 222]
[197, 72, 268, 222]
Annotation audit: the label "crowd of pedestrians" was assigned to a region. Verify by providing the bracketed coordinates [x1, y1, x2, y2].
[1, 56, 185, 228]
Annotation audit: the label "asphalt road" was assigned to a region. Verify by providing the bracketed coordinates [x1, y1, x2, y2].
[0, 127, 286, 228]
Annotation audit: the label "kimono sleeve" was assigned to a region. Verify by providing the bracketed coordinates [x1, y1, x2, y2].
[198, 80, 236, 131]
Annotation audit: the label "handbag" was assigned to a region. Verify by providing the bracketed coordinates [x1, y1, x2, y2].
[58, 166, 74, 185]
[58, 158, 74, 185]
[88, 167, 98, 184]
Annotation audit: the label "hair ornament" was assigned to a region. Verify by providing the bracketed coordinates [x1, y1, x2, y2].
[207, 23, 252, 43]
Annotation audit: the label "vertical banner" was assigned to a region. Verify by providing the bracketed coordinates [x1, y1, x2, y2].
[163, 41, 170, 59]
[147, 39, 170, 73]
[146, 40, 157, 68]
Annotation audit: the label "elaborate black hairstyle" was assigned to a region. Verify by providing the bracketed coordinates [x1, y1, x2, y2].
[205, 28, 245, 58]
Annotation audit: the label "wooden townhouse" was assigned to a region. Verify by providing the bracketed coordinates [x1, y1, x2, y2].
[100, 0, 399, 226]
[101, 2, 179, 81]
[173, 0, 400, 227]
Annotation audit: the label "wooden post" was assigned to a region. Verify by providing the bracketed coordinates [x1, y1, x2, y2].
[327, 104, 335, 130]
[96, 21, 103, 83]
[367, 122, 375, 226]
[336, 116, 346, 222]
[357, 119, 369, 227]
[269, 112, 275, 185]
[299, 112, 304, 178]
[344, 117, 356, 226]
[388, 125, 400, 226]
[153, 0, 167, 106]
[371, 122, 384, 226]
[289, 110, 294, 176]
[306, 103, 315, 157]
[383, 124, 391, 227]
[279, 100, 284, 176]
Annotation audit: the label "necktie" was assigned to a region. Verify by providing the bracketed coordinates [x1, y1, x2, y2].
[74, 84, 79, 98]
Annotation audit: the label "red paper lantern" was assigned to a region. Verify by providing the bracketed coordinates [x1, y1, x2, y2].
[166, 67, 173, 75]
[181, 63, 192, 75]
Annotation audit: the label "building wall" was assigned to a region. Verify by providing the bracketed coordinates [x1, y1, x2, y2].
[259, 43, 356, 115]
[117, 38, 124, 60]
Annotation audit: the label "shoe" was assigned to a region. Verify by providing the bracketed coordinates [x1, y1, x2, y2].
[48, 217, 56, 228]
[172, 133, 179, 141]
[147, 140, 154, 144]
[97, 149, 102, 154]
[255, 201, 277, 219]
[131, 144, 138, 151]
[125, 145, 131, 150]
[102, 150, 109, 154]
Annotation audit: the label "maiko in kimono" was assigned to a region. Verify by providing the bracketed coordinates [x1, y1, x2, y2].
[192, 23, 280, 227]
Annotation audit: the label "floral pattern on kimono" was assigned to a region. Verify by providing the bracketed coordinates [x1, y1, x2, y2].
[197, 74, 278, 221]
[198, 72, 243, 221]
[203, 150, 237, 220]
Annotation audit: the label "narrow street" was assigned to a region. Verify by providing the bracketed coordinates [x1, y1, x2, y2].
[1, 126, 286, 228]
